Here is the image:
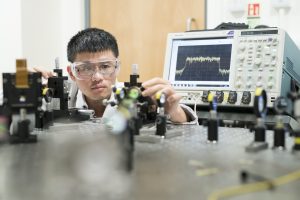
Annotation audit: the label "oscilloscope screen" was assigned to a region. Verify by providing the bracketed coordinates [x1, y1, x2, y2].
[174, 44, 232, 82]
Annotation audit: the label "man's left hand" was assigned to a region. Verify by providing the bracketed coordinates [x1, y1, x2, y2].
[141, 77, 188, 123]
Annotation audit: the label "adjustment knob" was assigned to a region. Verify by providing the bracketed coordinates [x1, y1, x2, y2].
[228, 91, 237, 104]
[241, 91, 251, 104]
[215, 91, 224, 103]
[202, 90, 210, 103]
[155, 92, 166, 107]
[42, 87, 54, 103]
[253, 88, 267, 118]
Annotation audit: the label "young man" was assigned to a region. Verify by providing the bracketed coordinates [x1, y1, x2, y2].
[47, 28, 197, 124]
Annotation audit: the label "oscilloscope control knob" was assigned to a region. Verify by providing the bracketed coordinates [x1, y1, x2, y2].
[257, 44, 262, 50]
[268, 81, 275, 89]
[239, 44, 246, 51]
[271, 60, 277, 67]
[215, 91, 224, 103]
[202, 90, 210, 103]
[236, 81, 243, 89]
[241, 91, 251, 105]
[228, 91, 237, 104]
[272, 39, 279, 46]
[238, 54, 245, 61]
[246, 82, 252, 89]
[254, 59, 262, 66]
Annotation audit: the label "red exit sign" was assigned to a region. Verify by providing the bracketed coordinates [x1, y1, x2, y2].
[248, 3, 260, 17]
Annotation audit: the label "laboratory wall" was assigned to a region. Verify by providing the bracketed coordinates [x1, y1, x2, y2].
[0, 0, 22, 73]
[207, 0, 300, 47]
[0, 0, 85, 74]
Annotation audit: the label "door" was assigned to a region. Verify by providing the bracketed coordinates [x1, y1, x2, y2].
[90, 0, 205, 82]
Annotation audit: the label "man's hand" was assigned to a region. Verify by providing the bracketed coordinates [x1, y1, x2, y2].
[141, 77, 188, 123]
[28, 67, 56, 85]
[29, 67, 56, 79]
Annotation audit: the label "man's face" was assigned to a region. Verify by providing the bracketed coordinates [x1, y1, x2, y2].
[68, 51, 118, 101]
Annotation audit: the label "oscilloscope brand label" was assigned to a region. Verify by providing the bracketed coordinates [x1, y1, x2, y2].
[227, 31, 234, 36]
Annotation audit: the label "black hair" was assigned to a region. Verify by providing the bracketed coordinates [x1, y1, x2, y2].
[67, 28, 119, 62]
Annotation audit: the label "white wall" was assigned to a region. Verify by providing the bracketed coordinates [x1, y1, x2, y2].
[0, 0, 23, 73]
[0, 0, 85, 75]
[207, 0, 300, 47]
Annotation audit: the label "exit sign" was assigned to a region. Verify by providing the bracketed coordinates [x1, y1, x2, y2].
[248, 3, 260, 17]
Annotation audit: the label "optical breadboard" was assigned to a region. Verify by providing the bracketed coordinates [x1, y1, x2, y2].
[1, 123, 300, 200]
[163, 28, 300, 109]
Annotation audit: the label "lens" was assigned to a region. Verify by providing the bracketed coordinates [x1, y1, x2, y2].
[72, 59, 119, 80]
[99, 62, 116, 75]
[75, 63, 94, 78]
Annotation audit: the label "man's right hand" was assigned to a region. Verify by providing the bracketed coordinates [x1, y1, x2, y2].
[29, 67, 56, 79]
[28, 67, 57, 85]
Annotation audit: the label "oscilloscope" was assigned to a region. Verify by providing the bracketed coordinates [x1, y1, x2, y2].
[163, 28, 300, 111]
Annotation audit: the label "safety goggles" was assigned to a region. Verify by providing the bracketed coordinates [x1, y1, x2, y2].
[71, 58, 120, 80]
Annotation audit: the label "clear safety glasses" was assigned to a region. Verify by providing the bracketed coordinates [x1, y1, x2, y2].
[71, 59, 120, 80]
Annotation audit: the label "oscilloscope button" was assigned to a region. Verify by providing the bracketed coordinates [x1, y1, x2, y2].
[256, 81, 263, 87]
[239, 44, 246, 51]
[264, 46, 271, 53]
[246, 81, 253, 89]
[272, 38, 279, 46]
[254, 58, 262, 65]
[236, 81, 242, 89]
[255, 62, 262, 68]
[241, 91, 251, 104]
[256, 54, 262, 59]
[272, 48, 277, 54]
[257, 44, 262, 49]
[238, 54, 245, 61]
[271, 60, 277, 66]
[228, 91, 237, 104]
[267, 81, 274, 89]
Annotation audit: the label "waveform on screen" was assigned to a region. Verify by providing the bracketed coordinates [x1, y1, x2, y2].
[176, 56, 230, 77]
